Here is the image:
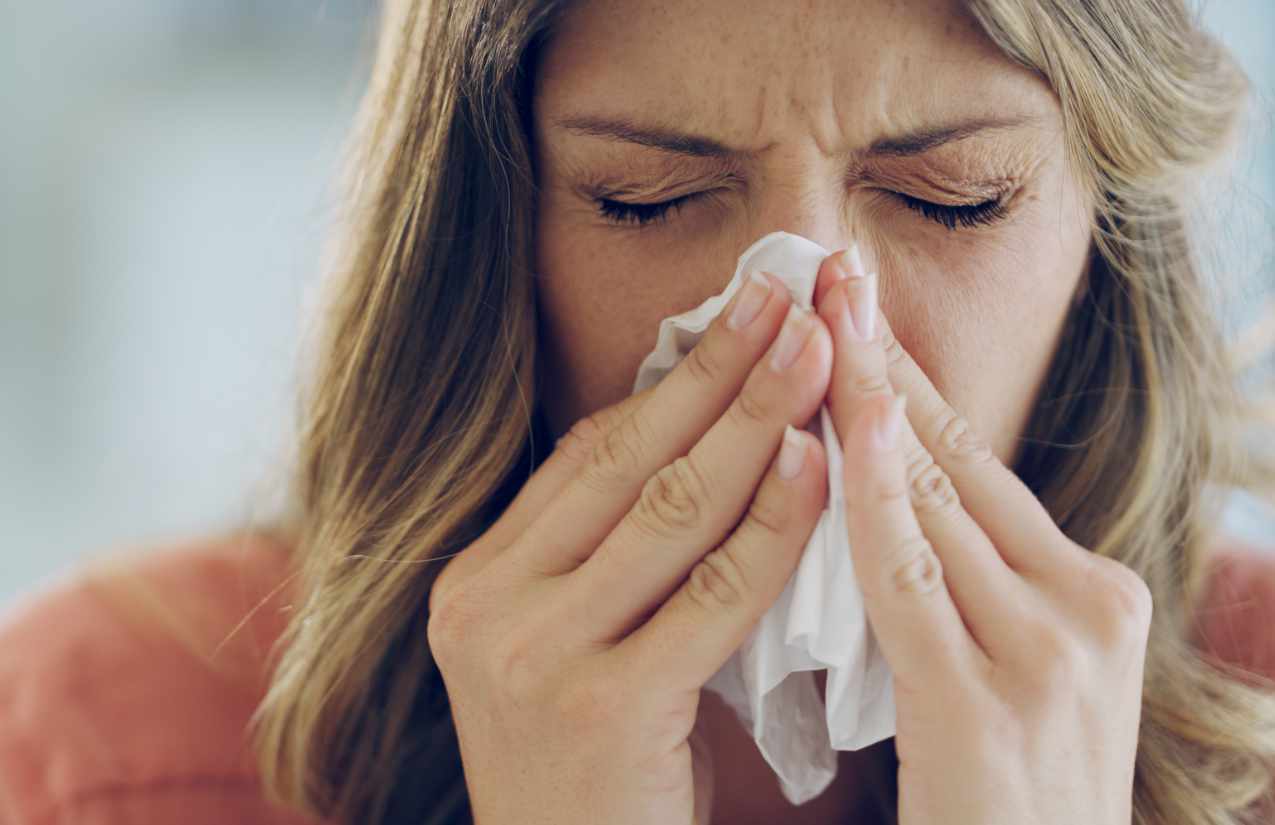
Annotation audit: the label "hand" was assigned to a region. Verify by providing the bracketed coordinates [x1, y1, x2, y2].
[427, 270, 835, 825]
[812, 246, 1152, 825]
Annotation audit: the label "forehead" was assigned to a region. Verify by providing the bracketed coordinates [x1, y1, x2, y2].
[533, 0, 1059, 154]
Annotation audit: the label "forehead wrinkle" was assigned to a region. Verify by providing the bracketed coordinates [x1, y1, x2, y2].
[746, 75, 770, 156]
[537, 0, 1063, 171]
[748, 12, 860, 161]
[678, 0, 849, 160]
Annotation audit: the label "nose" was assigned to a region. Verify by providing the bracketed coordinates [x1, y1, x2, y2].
[747, 177, 857, 257]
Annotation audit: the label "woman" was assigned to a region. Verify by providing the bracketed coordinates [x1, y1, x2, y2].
[3, 0, 1275, 823]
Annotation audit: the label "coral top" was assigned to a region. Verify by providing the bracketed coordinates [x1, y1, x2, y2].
[1, 530, 1273, 824]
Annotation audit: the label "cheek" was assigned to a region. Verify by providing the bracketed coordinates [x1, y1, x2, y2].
[875, 196, 1088, 458]
[533, 210, 730, 430]
[533, 173, 1090, 450]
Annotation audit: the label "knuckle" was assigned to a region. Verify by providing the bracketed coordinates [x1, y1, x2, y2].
[557, 413, 609, 463]
[426, 576, 488, 662]
[881, 534, 946, 596]
[584, 413, 649, 489]
[684, 338, 724, 386]
[1020, 627, 1085, 699]
[879, 322, 907, 368]
[906, 453, 961, 515]
[740, 489, 793, 538]
[426, 598, 464, 659]
[729, 382, 775, 429]
[935, 407, 994, 465]
[427, 556, 463, 618]
[632, 455, 712, 539]
[1087, 556, 1154, 643]
[851, 372, 891, 397]
[684, 546, 751, 612]
[873, 471, 912, 506]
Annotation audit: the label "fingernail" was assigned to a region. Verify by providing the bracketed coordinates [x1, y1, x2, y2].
[845, 271, 878, 342]
[777, 424, 806, 479]
[726, 270, 772, 330]
[833, 243, 867, 281]
[871, 394, 906, 451]
[770, 303, 814, 372]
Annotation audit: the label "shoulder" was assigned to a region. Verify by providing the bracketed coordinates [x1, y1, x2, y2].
[1194, 532, 1275, 684]
[0, 529, 328, 825]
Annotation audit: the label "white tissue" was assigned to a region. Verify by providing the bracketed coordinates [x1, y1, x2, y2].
[631, 230, 896, 805]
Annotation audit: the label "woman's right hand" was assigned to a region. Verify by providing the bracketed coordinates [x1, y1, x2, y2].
[427, 267, 835, 825]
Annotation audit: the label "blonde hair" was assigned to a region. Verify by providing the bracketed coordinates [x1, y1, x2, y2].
[246, 1, 1275, 823]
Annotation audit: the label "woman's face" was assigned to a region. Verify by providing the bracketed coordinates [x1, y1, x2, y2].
[530, 0, 1092, 466]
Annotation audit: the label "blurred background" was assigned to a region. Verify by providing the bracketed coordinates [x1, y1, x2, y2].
[2, 2, 1273, 602]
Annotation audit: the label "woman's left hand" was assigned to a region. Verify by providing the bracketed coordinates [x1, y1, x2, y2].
[812, 247, 1152, 825]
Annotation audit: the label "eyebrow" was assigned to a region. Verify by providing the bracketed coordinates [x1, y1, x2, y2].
[552, 113, 1037, 159]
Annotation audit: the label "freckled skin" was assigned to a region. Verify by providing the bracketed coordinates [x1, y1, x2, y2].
[532, 0, 1091, 464]
[529, 0, 1092, 819]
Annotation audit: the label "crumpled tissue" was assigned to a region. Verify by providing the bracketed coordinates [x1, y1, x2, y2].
[630, 230, 896, 805]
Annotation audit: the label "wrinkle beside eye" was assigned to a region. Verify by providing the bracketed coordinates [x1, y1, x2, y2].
[864, 138, 1044, 197]
[915, 175, 1015, 203]
[574, 167, 736, 203]
[863, 171, 1011, 207]
[557, 145, 742, 200]
[866, 156, 1026, 203]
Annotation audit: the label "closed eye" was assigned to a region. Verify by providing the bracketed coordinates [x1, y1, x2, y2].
[594, 190, 1010, 230]
[595, 193, 699, 227]
[895, 193, 1009, 230]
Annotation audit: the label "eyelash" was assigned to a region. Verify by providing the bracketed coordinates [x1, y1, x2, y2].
[895, 193, 1009, 230]
[595, 194, 696, 227]
[595, 191, 1009, 231]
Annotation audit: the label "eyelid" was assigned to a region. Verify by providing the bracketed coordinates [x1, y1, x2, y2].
[589, 177, 1018, 231]
[892, 189, 1012, 230]
[867, 169, 1016, 204]
[594, 191, 705, 228]
[578, 165, 742, 201]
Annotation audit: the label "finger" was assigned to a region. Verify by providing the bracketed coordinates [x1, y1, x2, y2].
[873, 309, 1088, 577]
[566, 303, 832, 642]
[842, 392, 986, 688]
[507, 270, 798, 578]
[430, 388, 654, 611]
[812, 241, 873, 311]
[815, 255, 1030, 657]
[815, 249, 891, 399]
[615, 426, 828, 693]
